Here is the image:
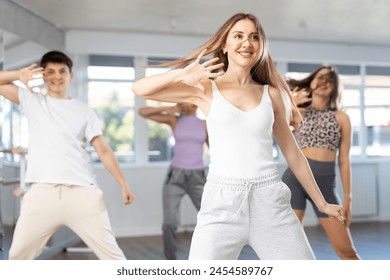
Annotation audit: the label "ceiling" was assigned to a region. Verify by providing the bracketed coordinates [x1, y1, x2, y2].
[7, 0, 390, 47]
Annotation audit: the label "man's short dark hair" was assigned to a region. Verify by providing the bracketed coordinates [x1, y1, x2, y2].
[40, 50, 73, 71]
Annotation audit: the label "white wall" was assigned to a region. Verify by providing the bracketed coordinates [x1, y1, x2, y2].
[378, 162, 390, 221]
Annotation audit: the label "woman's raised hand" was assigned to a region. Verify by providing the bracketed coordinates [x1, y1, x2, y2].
[291, 87, 312, 114]
[292, 87, 311, 105]
[181, 49, 224, 92]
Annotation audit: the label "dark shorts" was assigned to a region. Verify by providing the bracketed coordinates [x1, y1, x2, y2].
[281, 158, 341, 218]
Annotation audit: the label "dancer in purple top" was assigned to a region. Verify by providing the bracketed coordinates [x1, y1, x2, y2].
[138, 103, 208, 259]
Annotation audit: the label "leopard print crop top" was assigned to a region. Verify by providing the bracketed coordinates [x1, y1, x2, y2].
[294, 106, 341, 152]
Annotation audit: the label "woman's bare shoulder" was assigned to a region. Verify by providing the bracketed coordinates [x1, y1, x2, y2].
[267, 85, 283, 104]
[335, 110, 351, 128]
[335, 110, 350, 122]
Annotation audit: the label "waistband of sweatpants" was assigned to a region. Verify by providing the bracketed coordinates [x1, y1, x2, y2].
[207, 170, 281, 191]
[30, 183, 96, 188]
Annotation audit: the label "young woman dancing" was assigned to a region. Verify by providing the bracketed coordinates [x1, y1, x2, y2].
[132, 13, 345, 260]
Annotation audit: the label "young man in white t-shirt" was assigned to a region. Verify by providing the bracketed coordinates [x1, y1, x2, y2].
[0, 50, 135, 260]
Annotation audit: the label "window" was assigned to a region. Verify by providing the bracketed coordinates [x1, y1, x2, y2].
[144, 67, 175, 162]
[336, 65, 362, 156]
[87, 55, 135, 163]
[340, 88, 361, 155]
[365, 66, 390, 87]
[1, 82, 30, 163]
[363, 67, 390, 156]
[144, 100, 175, 162]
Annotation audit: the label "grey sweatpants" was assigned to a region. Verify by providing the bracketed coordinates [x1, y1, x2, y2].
[189, 171, 315, 260]
[162, 166, 206, 259]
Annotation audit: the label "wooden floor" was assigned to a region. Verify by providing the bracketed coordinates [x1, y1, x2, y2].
[2, 221, 389, 260]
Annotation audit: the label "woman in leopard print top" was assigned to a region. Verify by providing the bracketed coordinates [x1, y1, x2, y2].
[294, 105, 341, 152]
[282, 66, 360, 260]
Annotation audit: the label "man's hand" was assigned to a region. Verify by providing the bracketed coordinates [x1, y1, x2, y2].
[19, 64, 44, 92]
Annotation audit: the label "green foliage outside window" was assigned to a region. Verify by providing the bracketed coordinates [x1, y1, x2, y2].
[95, 93, 134, 153]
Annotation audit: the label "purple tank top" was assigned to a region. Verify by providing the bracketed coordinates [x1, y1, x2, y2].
[171, 115, 207, 169]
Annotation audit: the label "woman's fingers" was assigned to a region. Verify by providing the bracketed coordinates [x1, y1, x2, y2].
[195, 49, 208, 63]
[201, 57, 220, 67]
[183, 50, 225, 92]
[196, 57, 224, 80]
[336, 207, 345, 224]
[205, 62, 224, 72]
[293, 89, 312, 105]
[325, 204, 345, 224]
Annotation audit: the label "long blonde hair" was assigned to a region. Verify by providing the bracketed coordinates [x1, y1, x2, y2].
[159, 13, 300, 127]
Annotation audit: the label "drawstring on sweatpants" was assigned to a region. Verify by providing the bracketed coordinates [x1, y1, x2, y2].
[232, 181, 253, 221]
[53, 184, 63, 199]
[53, 184, 73, 199]
[207, 170, 281, 222]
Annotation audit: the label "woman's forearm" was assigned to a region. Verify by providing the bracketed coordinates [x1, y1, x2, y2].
[339, 158, 352, 201]
[139, 106, 172, 116]
[132, 69, 183, 98]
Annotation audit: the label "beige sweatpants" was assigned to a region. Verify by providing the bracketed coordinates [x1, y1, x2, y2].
[9, 183, 125, 260]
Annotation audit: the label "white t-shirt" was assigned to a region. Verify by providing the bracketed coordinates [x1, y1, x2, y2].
[18, 88, 102, 187]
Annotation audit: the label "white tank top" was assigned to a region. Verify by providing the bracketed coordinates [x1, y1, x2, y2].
[207, 80, 278, 178]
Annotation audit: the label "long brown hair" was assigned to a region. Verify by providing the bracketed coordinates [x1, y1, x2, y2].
[159, 13, 300, 127]
[287, 66, 341, 110]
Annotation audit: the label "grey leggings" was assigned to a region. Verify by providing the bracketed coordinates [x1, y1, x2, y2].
[281, 158, 341, 218]
[162, 166, 206, 259]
